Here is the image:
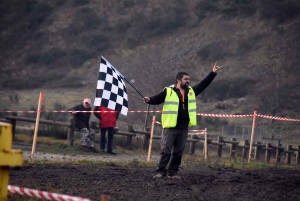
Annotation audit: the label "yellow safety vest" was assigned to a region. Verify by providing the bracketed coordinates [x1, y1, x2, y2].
[162, 87, 197, 128]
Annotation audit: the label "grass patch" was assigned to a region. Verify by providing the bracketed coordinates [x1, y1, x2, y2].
[15, 134, 300, 170]
[181, 154, 300, 170]
[25, 157, 157, 168]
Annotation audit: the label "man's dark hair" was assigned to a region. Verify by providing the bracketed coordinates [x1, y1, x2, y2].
[176, 72, 189, 83]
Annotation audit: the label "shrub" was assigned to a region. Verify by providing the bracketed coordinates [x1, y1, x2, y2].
[258, 0, 300, 24]
[67, 8, 102, 35]
[54, 77, 85, 88]
[143, 7, 187, 35]
[1, 77, 44, 89]
[38, 102, 69, 139]
[69, 49, 94, 68]
[195, 1, 216, 17]
[24, 48, 67, 67]
[25, 1, 53, 30]
[197, 43, 227, 62]
[201, 78, 255, 101]
[9, 93, 20, 103]
[73, 0, 90, 7]
[85, 34, 110, 52]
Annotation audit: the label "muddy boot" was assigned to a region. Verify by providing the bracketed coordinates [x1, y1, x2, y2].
[152, 173, 166, 179]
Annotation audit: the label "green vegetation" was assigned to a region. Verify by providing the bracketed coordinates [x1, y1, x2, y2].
[15, 132, 300, 170]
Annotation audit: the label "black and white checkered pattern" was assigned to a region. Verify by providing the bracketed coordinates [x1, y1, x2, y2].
[94, 56, 128, 115]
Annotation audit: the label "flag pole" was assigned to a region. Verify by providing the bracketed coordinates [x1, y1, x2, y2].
[123, 77, 144, 98]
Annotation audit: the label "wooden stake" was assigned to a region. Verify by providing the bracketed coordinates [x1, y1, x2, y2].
[30, 92, 43, 161]
[248, 110, 257, 163]
[101, 195, 111, 201]
[147, 116, 155, 162]
[204, 128, 208, 160]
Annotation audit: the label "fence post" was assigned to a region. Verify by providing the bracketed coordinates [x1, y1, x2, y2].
[203, 129, 208, 160]
[147, 116, 156, 162]
[11, 112, 17, 141]
[68, 118, 75, 147]
[230, 138, 236, 158]
[248, 110, 257, 163]
[143, 104, 150, 130]
[254, 141, 261, 161]
[125, 126, 134, 147]
[143, 127, 150, 151]
[275, 143, 282, 163]
[286, 145, 292, 165]
[189, 134, 197, 155]
[265, 143, 271, 163]
[217, 136, 223, 157]
[242, 140, 249, 159]
[296, 145, 300, 165]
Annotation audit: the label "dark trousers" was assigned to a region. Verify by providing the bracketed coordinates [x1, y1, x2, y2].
[100, 127, 114, 152]
[156, 128, 188, 176]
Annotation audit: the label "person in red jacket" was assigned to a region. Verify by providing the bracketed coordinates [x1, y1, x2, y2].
[94, 106, 119, 155]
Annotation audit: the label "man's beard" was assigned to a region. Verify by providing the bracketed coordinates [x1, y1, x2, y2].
[180, 82, 189, 89]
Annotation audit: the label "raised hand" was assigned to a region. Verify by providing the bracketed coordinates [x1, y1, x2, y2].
[213, 62, 220, 73]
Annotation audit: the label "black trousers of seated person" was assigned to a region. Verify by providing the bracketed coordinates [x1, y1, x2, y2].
[156, 128, 188, 176]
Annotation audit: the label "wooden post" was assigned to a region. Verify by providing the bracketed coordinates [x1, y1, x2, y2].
[30, 92, 43, 162]
[101, 195, 111, 201]
[189, 134, 197, 155]
[217, 136, 223, 157]
[143, 127, 150, 150]
[11, 112, 17, 141]
[204, 128, 208, 160]
[254, 141, 261, 161]
[296, 145, 300, 165]
[242, 140, 249, 159]
[230, 138, 236, 158]
[275, 143, 282, 163]
[143, 104, 150, 130]
[248, 110, 257, 163]
[125, 126, 134, 147]
[68, 118, 75, 147]
[147, 116, 155, 162]
[265, 143, 271, 163]
[286, 145, 292, 165]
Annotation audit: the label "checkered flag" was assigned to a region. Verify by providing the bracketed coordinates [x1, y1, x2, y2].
[94, 56, 128, 116]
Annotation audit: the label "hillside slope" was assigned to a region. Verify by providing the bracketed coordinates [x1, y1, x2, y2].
[1, 0, 300, 134]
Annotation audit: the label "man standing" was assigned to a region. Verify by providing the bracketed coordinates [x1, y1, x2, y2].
[72, 98, 98, 153]
[143, 63, 220, 179]
[94, 106, 119, 155]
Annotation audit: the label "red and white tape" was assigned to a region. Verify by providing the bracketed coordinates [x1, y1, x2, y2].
[8, 185, 95, 201]
[197, 113, 253, 118]
[257, 114, 300, 122]
[1, 110, 299, 122]
[189, 129, 207, 132]
[0, 110, 163, 113]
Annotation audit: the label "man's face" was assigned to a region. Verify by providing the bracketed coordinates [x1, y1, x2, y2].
[179, 75, 190, 89]
[83, 102, 90, 109]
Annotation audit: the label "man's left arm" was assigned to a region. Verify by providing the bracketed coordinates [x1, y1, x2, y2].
[192, 62, 220, 96]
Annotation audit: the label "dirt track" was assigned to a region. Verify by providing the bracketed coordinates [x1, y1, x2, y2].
[9, 162, 300, 201]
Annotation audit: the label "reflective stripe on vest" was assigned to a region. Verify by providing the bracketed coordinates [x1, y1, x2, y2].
[162, 87, 197, 128]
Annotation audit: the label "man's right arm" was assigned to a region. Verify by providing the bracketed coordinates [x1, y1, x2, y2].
[93, 106, 101, 120]
[144, 89, 166, 105]
[71, 104, 80, 114]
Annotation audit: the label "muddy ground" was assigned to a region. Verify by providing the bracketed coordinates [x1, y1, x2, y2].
[8, 163, 300, 201]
